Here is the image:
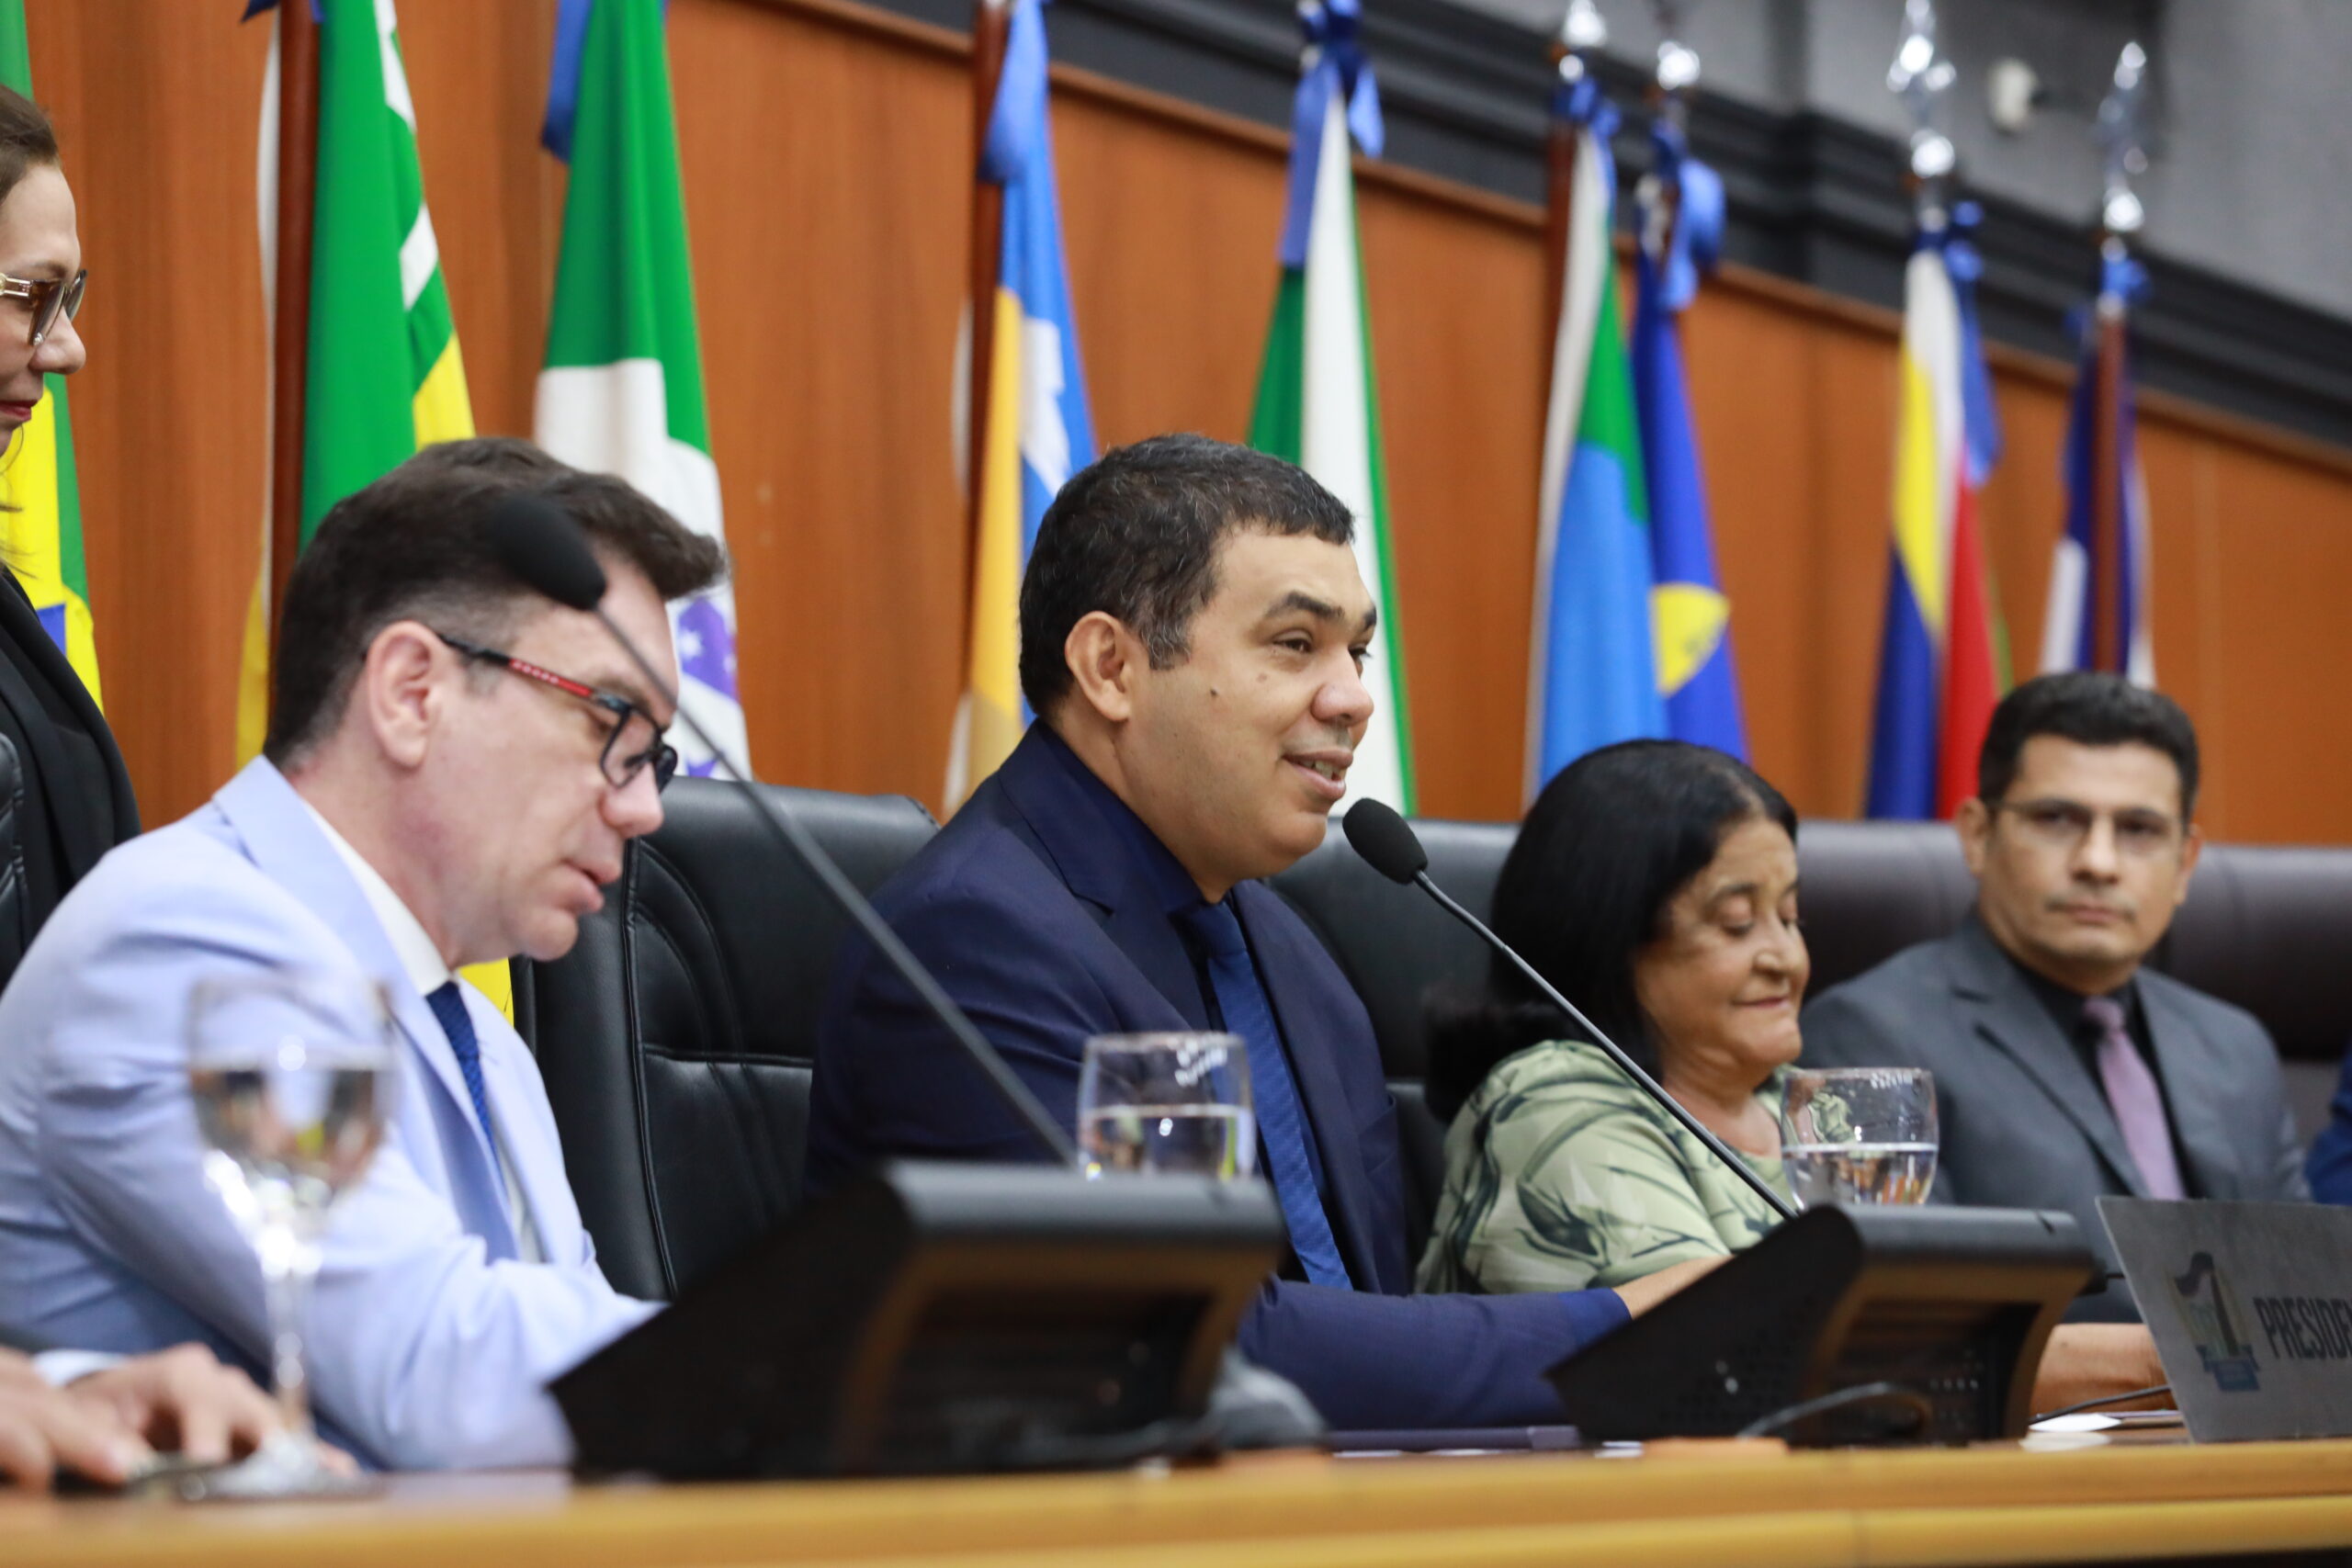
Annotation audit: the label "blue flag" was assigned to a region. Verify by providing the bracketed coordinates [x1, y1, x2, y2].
[1631, 123, 1745, 758]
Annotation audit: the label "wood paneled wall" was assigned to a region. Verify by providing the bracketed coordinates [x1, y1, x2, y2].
[25, 0, 2352, 841]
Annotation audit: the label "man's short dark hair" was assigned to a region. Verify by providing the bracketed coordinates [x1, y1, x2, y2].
[264, 437, 729, 765]
[1977, 671, 2201, 818]
[1016, 434, 1355, 716]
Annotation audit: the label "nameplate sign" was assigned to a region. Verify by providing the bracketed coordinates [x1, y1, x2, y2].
[2101, 1197, 2352, 1441]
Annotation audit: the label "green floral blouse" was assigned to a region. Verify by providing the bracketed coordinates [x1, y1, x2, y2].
[1415, 1038, 1795, 1295]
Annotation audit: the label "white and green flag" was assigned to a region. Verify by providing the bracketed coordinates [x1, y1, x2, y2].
[1248, 0, 1411, 813]
[535, 0, 744, 772]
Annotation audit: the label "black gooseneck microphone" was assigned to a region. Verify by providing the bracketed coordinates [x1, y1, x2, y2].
[485, 494, 1078, 1166]
[1341, 798, 1798, 1221]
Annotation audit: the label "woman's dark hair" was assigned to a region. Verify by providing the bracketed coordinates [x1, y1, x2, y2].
[1421, 740, 1798, 1123]
[0, 85, 58, 209]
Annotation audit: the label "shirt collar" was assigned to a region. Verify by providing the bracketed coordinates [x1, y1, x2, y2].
[1032, 724, 1217, 919]
[2010, 951, 2138, 1040]
[294, 794, 456, 998]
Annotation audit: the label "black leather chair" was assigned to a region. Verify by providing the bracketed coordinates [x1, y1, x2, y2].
[526, 777, 936, 1302]
[1271, 821, 1512, 1262]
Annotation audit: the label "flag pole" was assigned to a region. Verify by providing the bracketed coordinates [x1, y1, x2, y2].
[2090, 40, 2147, 676]
[2089, 262, 2127, 675]
[267, 0, 320, 668]
[958, 0, 1011, 637]
[1639, 1, 1696, 277]
[1541, 3, 1604, 357]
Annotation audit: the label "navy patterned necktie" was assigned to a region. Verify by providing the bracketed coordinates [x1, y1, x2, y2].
[1177, 900, 1353, 1289]
[425, 980, 498, 1152]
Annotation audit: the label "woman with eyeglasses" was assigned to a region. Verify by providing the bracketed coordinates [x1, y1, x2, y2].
[1415, 739, 2167, 1418]
[0, 83, 120, 991]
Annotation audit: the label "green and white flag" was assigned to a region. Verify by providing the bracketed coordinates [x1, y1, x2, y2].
[1248, 0, 1411, 813]
[536, 0, 744, 772]
[243, 0, 478, 763]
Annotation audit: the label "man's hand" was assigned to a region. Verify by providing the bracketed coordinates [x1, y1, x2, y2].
[2030, 1323, 2169, 1418]
[1613, 1255, 1729, 1317]
[65, 1344, 282, 1468]
[0, 1349, 148, 1492]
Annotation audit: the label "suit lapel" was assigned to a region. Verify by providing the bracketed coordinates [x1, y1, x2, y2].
[1950, 919, 2147, 1198]
[999, 729, 1204, 1027]
[1235, 882, 1383, 1288]
[2142, 977, 2229, 1198]
[213, 760, 520, 1257]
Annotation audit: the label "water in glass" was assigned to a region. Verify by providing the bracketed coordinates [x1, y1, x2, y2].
[1079, 1103, 1256, 1179]
[1780, 1066, 1937, 1210]
[1077, 1032, 1256, 1180]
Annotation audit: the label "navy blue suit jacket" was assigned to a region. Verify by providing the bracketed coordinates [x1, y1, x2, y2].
[807, 727, 1625, 1428]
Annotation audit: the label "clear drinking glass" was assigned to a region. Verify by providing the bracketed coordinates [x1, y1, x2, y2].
[1076, 1032, 1256, 1180]
[1780, 1066, 1938, 1208]
[187, 969, 398, 1497]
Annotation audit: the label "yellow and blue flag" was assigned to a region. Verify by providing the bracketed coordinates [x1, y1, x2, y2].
[947, 0, 1096, 808]
[0, 3, 98, 706]
[1631, 119, 1744, 758]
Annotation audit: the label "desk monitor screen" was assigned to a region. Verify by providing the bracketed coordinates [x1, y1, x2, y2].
[552, 1161, 1282, 1478]
[1547, 1204, 2094, 1446]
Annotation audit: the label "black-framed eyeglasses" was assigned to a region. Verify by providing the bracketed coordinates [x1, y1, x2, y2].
[0, 267, 85, 348]
[432, 630, 678, 793]
[1988, 797, 2183, 859]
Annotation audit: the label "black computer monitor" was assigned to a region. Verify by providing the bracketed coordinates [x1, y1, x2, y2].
[554, 1160, 1282, 1477]
[1547, 1204, 2097, 1446]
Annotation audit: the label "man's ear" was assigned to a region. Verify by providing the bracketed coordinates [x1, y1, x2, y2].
[361, 621, 444, 771]
[1064, 611, 1141, 724]
[1955, 795, 1993, 878]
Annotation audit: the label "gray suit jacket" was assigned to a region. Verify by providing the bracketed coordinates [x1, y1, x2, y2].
[1802, 916, 2308, 1321]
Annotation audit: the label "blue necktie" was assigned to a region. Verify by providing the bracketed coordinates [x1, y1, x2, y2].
[1178, 901, 1353, 1289]
[425, 980, 498, 1153]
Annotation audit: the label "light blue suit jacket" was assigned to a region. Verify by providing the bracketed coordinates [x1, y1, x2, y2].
[0, 759, 658, 1469]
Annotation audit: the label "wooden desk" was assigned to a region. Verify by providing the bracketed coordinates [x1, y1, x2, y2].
[7, 1435, 2352, 1567]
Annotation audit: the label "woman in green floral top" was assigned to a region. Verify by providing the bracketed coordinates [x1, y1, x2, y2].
[1417, 741, 1805, 1294]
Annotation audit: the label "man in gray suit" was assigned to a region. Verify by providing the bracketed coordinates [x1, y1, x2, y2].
[1804, 672, 2307, 1321]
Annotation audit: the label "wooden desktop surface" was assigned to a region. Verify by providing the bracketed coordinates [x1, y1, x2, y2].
[7, 1434, 2352, 1568]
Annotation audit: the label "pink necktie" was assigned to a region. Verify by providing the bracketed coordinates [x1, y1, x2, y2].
[2082, 995, 2187, 1201]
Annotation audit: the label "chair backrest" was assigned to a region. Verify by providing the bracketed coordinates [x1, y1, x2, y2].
[1273, 815, 2352, 1246]
[526, 777, 937, 1302]
[1270, 820, 1513, 1263]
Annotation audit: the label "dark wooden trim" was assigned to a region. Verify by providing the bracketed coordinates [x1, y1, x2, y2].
[754, 0, 2352, 457]
[266, 0, 319, 667]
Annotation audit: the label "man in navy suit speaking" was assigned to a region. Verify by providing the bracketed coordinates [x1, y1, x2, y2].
[808, 434, 1708, 1430]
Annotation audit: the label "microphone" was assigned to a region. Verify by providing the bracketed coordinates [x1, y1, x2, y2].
[486, 494, 1078, 1166]
[1342, 798, 1797, 1221]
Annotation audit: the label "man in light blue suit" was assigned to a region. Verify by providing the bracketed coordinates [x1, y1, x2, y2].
[0, 438, 728, 1471]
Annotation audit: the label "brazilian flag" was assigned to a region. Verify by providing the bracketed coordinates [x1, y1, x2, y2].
[0, 2, 98, 706]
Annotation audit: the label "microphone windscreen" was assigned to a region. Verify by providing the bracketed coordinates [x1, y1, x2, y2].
[487, 493, 608, 612]
[1342, 799, 1428, 885]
